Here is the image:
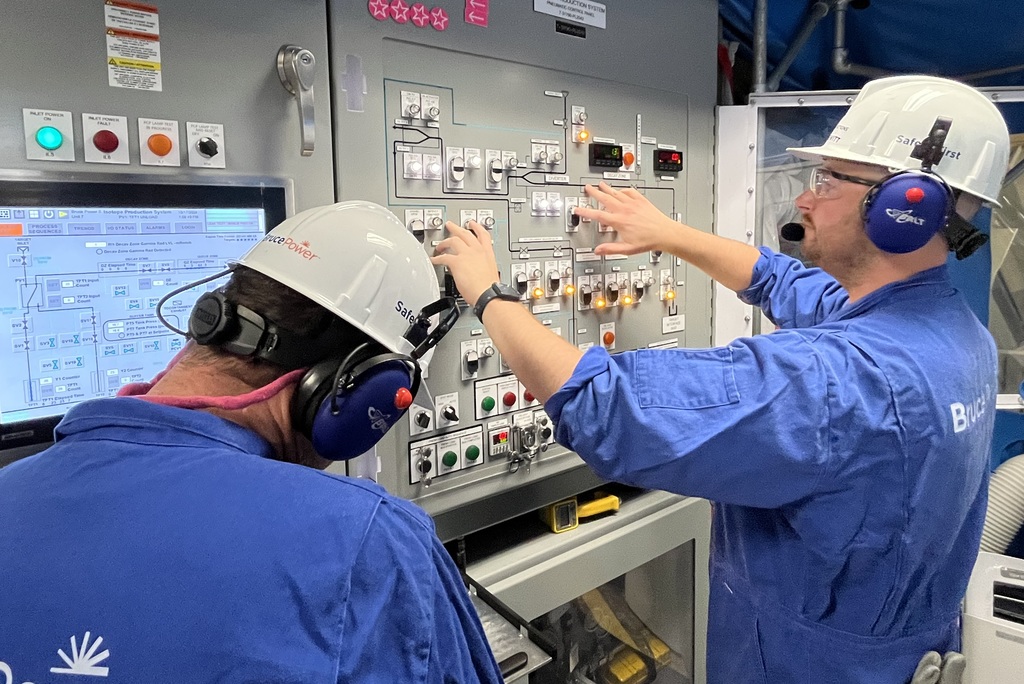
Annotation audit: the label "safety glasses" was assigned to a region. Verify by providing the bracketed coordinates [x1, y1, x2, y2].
[809, 166, 879, 199]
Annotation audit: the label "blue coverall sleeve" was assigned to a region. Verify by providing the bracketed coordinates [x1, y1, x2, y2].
[335, 499, 503, 683]
[739, 247, 848, 328]
[547, 336, 836, 509]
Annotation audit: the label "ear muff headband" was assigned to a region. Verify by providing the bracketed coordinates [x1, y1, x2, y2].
[861, 170, 955, 254]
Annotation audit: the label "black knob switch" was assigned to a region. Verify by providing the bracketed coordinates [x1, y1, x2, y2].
[414, 411, 431, 428]
[418, 459, 433, 474]
[197, 136, 219, 158]
[540, 426, 552, 440]
[442, 405, 459, 422]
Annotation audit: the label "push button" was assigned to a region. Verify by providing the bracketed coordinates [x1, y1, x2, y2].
[147, 133, 173, 157]
[92, 129, 120, 154]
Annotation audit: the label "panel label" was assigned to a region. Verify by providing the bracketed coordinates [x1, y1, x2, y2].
[534, 0, 607, 29]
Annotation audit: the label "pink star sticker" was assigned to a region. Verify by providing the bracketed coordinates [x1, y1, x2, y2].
[410, 3, 430, 27]
[430, 6, 449, 31]
[390, 0, 410, 23]
[368, 0, 390, 20]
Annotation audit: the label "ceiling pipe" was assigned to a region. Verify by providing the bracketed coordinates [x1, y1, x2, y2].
[766, 0, 836, 92]
[753, 0, 768, 94]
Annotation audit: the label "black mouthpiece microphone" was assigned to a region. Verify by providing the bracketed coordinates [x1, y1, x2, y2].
[780, 222, 805, 242]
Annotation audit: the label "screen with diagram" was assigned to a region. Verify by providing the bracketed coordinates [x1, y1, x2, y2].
[0, 181, 285, 448]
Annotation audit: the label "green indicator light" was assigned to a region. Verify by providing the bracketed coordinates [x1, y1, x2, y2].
[465, 445, 481, 461]
[35, 126, 64, 151]
[442, 451, 458, 468]
[481, 396, 496, 412]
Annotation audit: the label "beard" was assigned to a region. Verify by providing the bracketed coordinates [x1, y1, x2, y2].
[801, 216, 878, 288]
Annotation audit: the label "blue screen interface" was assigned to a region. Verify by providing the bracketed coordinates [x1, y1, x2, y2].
[0, 205, 266, 426]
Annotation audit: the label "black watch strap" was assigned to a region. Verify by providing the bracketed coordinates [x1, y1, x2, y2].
[473, 283, 519, 320]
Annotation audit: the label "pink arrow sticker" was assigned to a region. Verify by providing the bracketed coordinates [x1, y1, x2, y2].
[430, 6, 449, 31]
[465, 0, 488, 26]
[368, 0, 390, 20]
[390, 0, 410, 23]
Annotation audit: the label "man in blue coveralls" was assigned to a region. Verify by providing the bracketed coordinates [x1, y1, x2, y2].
[433, 76, 1011, 682]
[0, 202, 504, 683]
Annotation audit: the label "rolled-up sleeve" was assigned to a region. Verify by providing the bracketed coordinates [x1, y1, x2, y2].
[739, 247, 848, 328]
[546, 332, 837, 508]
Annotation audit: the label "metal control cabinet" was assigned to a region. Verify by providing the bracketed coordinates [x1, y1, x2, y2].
[327, 0, 719, 538]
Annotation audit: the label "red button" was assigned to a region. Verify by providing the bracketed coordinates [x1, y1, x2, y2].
[394, 387, 413, 410]
[92, 129, 120, 154]
[603, 331, 615, 346]
[147, 133, 173, 157]
[502, 391, 517, 407]
[905, 187, 925, 203]
[524, 390, 535, 403]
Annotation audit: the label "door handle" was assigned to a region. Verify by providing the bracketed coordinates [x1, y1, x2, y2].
[277, 45, 316, 156]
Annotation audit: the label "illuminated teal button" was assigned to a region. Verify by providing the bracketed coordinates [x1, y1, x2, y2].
[35, 126, 64, 151]
[442, 451, 458, 468]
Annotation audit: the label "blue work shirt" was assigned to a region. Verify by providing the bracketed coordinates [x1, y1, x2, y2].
[0, 398, 503, 684]
[548, 248, 994, 683]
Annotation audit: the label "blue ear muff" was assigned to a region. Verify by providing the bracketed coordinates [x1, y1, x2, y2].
[862, 170, 953, 254]
[292, 344, 419, 461]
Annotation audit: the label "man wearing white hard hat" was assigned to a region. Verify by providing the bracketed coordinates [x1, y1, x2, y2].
[0, 201, 504, 682]
[435, 76, 1009, 683]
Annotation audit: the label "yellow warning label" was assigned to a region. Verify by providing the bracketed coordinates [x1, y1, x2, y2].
[107, 57, 160, 71]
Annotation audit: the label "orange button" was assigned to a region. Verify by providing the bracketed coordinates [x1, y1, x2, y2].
[147, 133, 173, 157]
[603, 331, 615, 346]
[623, 151, 635, 167]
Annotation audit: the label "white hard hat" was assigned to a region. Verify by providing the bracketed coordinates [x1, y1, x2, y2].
[233, 201, 441, 357]
[789, 75, 1010, 205]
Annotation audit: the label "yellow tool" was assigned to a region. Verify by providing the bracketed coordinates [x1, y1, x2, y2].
[540, 492, 620, 533]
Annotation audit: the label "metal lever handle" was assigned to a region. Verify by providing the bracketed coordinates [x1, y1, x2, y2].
[277, 45, 316, 156]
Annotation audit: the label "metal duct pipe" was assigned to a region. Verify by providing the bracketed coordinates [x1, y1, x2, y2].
[766, 0, 834, 92]
[981, 454, 1024, 554]
[753, 0, 768, 94]
[832, 0, 891, 79]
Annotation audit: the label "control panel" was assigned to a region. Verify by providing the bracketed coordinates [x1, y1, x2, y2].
[329, 0, 718, 538]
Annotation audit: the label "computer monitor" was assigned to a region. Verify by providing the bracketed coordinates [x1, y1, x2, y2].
[0, 179, 287, 451]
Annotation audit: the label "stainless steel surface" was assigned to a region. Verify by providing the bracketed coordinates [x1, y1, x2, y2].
[277, 45, 317, 157]
[471, 594, 551, 683]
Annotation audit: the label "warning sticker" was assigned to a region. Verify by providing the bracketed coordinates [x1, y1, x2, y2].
[104, 1, 162, 91]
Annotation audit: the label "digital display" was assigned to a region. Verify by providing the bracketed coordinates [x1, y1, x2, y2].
[0, 180, 286, 450]
[588, 142, 623, 168]
[491, 430, 509, 445]
[653, 148, 683, 173]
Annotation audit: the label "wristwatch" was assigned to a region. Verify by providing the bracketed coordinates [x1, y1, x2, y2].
[473, 282, 521, 320]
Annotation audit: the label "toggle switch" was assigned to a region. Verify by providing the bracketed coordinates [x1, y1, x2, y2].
[449, 156, 466, 183]
[409, 218, 425, 235]
[580, 284, 593, 306]
[489, 158, 504, 182]
[465, 349, 480, 375]
[606, 281, 619, 304]
[633, 280, 645, 301]
[548, 271, 561, 293]
[515, 272, 529, 295]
